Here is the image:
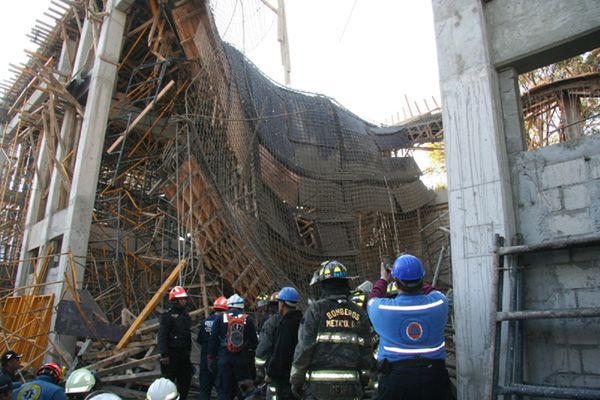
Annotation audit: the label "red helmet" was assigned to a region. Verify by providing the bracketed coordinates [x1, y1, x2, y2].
[212, 296, 228, 311]
[36, 362, 63, 382]
[169, 286, 188, 301]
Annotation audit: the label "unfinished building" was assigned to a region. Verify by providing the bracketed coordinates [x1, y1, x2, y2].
[0, 0, 450, 392]
[433, 0, 600, 398]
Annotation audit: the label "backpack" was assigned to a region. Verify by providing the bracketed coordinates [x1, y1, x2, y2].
[226, 312, 247, 353]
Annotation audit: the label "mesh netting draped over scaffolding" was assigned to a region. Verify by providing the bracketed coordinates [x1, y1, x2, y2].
[168, 21, 437, 299]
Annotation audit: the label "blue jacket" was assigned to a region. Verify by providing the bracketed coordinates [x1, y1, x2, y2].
[12, 375, 67, 400]
[367, 279, 448, 362]
[197, 313, 220, 355]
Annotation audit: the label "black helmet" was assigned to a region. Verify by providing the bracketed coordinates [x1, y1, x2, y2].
[309, 260, 349, 286]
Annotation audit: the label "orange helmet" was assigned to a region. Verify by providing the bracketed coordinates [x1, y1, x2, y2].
[37, 362, 63, 382]
[169, 286, 188, 301]
[212, 296, 228, 311]
[269, 291, 279, 303]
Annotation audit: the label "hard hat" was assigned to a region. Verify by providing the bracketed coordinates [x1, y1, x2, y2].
[269, 291, 279, 303]
[277, 287, 299, 305]
[350, 291, 367, 308]
[36, 362, 63, 382]
[392, 254, 425, 282]
[256, 294, 269, 308]
[66, 368, 97, 394]
[309, 260, 349, 286]
[84, 391, 122, 400]
[146, 378, 180, 400]
[227, 294, 244, 309]
[386, 281, 398, 296]
[169, 286, 188, 301]
[213, 296, 229, 311]
[354, 280, 373, 295]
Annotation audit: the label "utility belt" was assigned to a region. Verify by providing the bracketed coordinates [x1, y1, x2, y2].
[379, 358, 445, 374]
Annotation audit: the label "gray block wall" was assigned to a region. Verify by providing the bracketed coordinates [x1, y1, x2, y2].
[514, 135, 600, 388]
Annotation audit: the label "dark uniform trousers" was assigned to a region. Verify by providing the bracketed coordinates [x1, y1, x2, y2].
[376, 360, 451, 400]
[160, 350, 192, 400]
[303, 382, 363, 400]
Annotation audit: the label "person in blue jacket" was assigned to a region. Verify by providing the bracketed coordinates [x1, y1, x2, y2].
[13, 362, 67, 400]
[207, 294, 259, 400]
[197, 296, 228, 400]
[367, 254, 451, 400]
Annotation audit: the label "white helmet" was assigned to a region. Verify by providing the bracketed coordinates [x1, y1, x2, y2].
[146, 378, 180, 400]
[227, 294, 244, 309]
[84, 392, 122, 400]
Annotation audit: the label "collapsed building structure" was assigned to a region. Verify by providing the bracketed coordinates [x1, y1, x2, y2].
[1, 0, 597, 398]
[0, 0, 450, 393]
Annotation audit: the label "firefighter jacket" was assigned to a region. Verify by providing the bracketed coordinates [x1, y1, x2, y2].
[290, 290, 372, 388]
[255, 312, 280, 369]
[266, 309, 302, 380]
[207, 309, 258, 357]
[197, 313, 220, 356]
[367, 278, 448, 362]
[157, 305, 192, 355]
[13, 375, 67, 400]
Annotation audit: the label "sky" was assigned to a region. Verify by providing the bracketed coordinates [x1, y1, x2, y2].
[0, 0, 444, 183]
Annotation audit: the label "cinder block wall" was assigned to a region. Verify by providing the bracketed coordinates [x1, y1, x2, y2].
[513, 135, 600, 386]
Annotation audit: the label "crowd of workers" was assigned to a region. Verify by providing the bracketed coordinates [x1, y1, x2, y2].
[0, 253, 451, 400]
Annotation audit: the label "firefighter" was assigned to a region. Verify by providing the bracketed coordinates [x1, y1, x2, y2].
[255, 291, 280, 387]
[264, 287, 302, 400]
[197, 296, 228, 400]
[367, 254, 451, 399]
[157, 286, 192, 400]
[13, 362, 66, 400]
[207, 294, 259, 400]
[290, 261, 372, 400]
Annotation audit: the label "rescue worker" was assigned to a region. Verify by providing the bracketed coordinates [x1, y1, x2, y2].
[13, 362, 66, 400]
[0, 351, 22, 389]
[65, 368, 101, 399]
[290, 260, 372, 400]
[367, 254, 451, 400]
[197, 296, 228, 400]
[255, 291, 280, 384]
[350, 281, 373, 309]
[157, 286, 192, 400]
[207, 294, 259, 400]
[265, 287, 302, 400]
[255, 294, 270, 332]
[0, 374, 11, 400]
[146, 378, 179, 400]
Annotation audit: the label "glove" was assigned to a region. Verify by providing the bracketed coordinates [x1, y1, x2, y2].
[207, 356, 217, 374]
[291, 384, 304, 399]
[159, 355, 170, 366]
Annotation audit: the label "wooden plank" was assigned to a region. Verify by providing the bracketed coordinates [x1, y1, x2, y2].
[97, 354, 160, 377]
[115, 259, 187, 350]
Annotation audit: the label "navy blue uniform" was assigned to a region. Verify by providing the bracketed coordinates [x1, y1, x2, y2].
[208, 310, 258, 400]
[367, 279, 451, 399]
[12, 375, 66, 400]
[197, 313, 220, 400]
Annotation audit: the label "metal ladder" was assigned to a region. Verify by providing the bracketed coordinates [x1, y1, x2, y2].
[492, 233, 600, 399]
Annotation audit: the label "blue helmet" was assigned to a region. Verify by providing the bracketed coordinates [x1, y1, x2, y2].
[392, 254, 425, 281]
[277, 287, 299, 304]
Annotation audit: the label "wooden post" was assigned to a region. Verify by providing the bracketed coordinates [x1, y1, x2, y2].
[115, 259, 187, 350]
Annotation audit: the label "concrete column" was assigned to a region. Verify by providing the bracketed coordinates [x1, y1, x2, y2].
[43, 0, 130, 352]
[562, 93, 583, 141]
[432, 1, 518, 398]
